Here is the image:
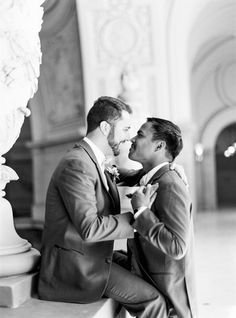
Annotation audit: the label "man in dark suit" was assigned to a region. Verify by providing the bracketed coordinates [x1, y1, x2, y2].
[38, 97, 168, 318]
[127, 117, 197, 318]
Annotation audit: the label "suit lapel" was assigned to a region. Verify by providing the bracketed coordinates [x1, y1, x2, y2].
[76, 140, 109, 192]
[148, 163, 171, 185]
[76, 140, 120, 212]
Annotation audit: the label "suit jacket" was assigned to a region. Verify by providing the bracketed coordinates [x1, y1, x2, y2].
[38, 140, 134, 303]
[128, 164, 197, 318]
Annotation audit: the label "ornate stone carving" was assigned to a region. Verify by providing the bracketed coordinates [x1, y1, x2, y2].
[94, 0, 153, 67]
[0, 0, 43, 280]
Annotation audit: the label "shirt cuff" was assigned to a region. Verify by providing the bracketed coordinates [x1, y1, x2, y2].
[134, 206, 147, 219]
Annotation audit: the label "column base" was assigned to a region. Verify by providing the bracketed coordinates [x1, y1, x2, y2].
[0, 247, 40, 277]
[0, 272, 38, 308]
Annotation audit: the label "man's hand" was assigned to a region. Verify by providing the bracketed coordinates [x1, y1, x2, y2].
[131, 183, 159, 211]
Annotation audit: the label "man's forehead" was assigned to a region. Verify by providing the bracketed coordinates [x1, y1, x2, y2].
[120, 110, 131, 120]
[117, 110, 131, 126]
[139, 122, 151, 132]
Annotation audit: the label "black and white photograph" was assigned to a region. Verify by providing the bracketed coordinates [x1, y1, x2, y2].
[0, 1, 235, 317]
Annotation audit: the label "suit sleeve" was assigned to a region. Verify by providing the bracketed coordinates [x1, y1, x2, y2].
[118, 168, 143, 186]
[132, 181, 192, 260]
[56, 158, 134, 242]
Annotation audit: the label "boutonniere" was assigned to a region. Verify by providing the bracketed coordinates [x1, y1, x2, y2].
[105, 164, 120, 182]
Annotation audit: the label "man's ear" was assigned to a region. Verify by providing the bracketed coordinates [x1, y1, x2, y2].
[155, 141, 166, 151]
[100, 121, 111, 137]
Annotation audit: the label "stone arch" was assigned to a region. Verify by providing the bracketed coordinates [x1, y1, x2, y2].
[199, 107, 236, 209]
[169, 0, 236, 211]
[201, 108, 236, 148]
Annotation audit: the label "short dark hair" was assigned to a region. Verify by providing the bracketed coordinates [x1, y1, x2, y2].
[147, 117, 183, 161]
[86, 96, 132, 133]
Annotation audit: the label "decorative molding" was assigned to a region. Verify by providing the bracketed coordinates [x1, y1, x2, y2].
[215, 60, 236, 106]
[192, 36, 234, 73]
[200, 107, 236, 148]
[94, 0, 153, 67]
[76, 0, 158, 113]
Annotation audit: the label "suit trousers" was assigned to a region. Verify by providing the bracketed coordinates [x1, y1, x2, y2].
[104, 252, 168, 318]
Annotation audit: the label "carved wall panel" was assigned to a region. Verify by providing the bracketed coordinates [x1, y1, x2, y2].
[94, 0, 153, 67]
[76, 0, 157, 114]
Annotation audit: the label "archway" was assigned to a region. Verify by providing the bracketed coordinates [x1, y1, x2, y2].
[199, 107, 236, 209]
[215, 123, 236, 207]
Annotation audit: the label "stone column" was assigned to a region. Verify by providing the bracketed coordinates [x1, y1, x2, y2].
[0, 0, 44, 308]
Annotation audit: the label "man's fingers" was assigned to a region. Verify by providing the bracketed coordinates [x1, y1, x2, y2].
[132, 186, 145, 198]
[148, 183, 159, 193]
[152, 183, 159, 191]
[133, 184, 159, 197]
[150, 191, 157, 200]
[150, 192, 157, 205]
[170, 163, 189, 187]
[144, 183, 159, 196]
[135, 185, 145, 193]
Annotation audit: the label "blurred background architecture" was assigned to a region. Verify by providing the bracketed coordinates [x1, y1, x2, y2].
[1, 0, 235, 317]
[6, 0, 236, 224]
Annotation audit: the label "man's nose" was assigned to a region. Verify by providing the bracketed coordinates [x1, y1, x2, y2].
[130, 136, 136, 143]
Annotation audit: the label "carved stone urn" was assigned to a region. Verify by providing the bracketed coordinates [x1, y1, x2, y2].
[0, 0, 44, 280]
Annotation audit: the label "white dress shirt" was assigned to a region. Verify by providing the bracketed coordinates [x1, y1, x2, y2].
[139, 162, 169, 186]
[83, 137, 109, 190]
[134, 162, 169, 219]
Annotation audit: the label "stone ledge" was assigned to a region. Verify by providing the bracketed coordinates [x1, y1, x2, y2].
[0, 296, 127, 318]
[0, 273, 38, 308]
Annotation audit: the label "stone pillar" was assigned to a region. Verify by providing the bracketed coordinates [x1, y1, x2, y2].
[201, 148, 217, 210]
[0, 0, 44, 307]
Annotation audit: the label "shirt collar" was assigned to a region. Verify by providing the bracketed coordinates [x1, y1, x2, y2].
[139, 162, 169, 186]
[83, 137, 106, 169]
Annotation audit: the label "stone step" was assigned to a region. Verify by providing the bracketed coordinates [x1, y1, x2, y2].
[0, 296, 128, 318]
[0, 273, 38, 308]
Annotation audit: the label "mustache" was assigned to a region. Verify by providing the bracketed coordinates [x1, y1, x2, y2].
[129, 142, 135, 149]
[110, 139, 129, 147]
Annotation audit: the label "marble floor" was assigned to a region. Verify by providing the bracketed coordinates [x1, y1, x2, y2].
[195, 208, 236, 318]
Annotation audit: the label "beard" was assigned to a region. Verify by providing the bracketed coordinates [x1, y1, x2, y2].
[107, 125, 120, 156]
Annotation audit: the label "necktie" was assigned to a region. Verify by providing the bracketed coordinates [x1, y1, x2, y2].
[104, 170, 120, 212]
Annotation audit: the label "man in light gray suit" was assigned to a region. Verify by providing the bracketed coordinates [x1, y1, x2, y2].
[38, 97, 168, 318]
[126, 118, 197, 318]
